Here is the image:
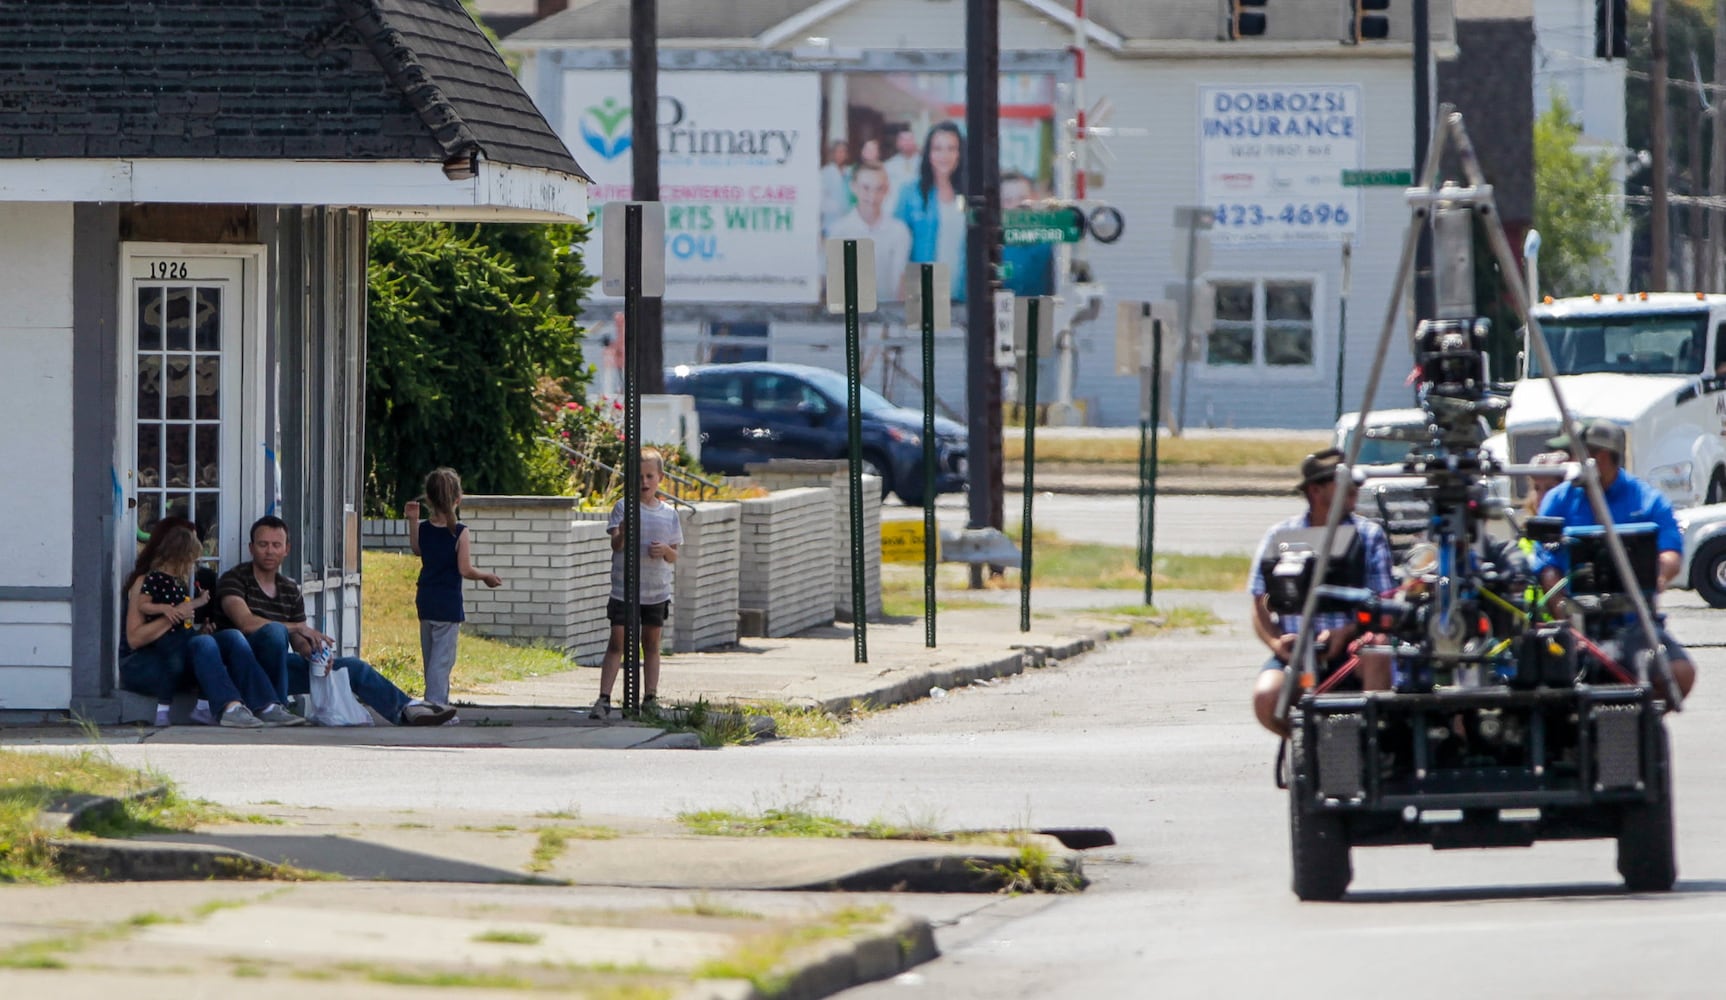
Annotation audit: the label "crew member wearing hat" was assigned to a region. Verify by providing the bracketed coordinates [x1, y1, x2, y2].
[1249, 448, 1396, 736]
[1535, 420, 1696, 697]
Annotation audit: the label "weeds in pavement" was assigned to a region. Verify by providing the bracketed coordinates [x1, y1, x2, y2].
[472, 929, 543, 945]
[672, 893, 765, 920]
[362, 552, 578, 695]
[635, 697, 756, 746]
[694, 904, 891, 995]
[969, 837, 1087, 894]
[527, 825, 619, 873]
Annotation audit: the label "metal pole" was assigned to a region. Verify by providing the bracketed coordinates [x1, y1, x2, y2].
[1651, 0, 1671, 291]
[1145, 316, 1163, 608]
[622, 204, 643, 713]
[629, 0, 664, 394]
[1334, 238, 1353, 421]
[1175, 222, 1198, 435]
[843, 240, 867, 663]
[966, 0, 1003, 583]
[1711, 0, 1725, 291]
[921, 264, 938, 649]
[1020, 298, 1040, 633]
[1413, 0, 1434, 322]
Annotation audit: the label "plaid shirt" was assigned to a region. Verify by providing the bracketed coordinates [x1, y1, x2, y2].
[1249, 511, 1395, 638]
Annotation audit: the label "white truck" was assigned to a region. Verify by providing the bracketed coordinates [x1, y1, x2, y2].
[1491, 292, 1726, 604]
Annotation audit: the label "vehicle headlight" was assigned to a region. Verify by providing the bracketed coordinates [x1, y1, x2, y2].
[1647, 461, 1693, 494]
[885, 427, 921, 446]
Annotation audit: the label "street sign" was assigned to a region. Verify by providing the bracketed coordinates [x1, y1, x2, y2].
[1003, 207, 1086, 245]
[1341, 168, 1414, 187]
[993, 290, 1016, 368]
[880, 521, 926, 564]
[904, 262, 952, 331]
[600, 201, 666, 297]
[824, 238, 877, 313]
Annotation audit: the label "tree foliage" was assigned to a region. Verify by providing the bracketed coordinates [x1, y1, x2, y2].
[1534, 97, 1624, 296]
[365, 221, 593, 515]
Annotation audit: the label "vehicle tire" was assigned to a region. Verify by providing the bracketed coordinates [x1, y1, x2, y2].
[859, 453, 892, 502]
[1708, 468, 1726, 505]
[1617, 724, 1677, 893]
[1689, 538, 1726, 609]
[1288, 721, 1352, 901]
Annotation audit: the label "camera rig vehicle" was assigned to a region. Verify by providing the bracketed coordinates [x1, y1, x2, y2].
[1271, 110, 1685, 902]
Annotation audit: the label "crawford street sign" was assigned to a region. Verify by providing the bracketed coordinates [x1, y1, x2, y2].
[1341, 169, 1414, 187]
[1003, 207, 1086, 245]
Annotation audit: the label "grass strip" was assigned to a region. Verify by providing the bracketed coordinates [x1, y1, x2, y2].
[1001, 430, 1326, 467]
[695, 904, 892, 996]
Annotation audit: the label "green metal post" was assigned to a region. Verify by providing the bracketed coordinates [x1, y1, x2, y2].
[1020, 298, 1040, 633]
[1145, 319, 1163, 607]
[921, 264, 937, 649]
[843, 240, 867, 663]
[1137, 417, 1149, 573]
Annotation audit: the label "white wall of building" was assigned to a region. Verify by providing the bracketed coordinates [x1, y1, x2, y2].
[0, 202, 75, 708]
[802, 0, 1418, 427]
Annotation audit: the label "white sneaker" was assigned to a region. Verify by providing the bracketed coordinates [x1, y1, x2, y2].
[219, 704, 265, 729]
[587, 697, 612, 720]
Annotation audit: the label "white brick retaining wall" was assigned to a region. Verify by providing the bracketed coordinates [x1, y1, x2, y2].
[737, 487, 836, 637]
[459, 497, 610, 665]
[673, 502, 741, 652]
[745, 461, 882, 621]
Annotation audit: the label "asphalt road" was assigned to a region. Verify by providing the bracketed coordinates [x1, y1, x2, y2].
[886, 492, 1289, 556]
[82, 589, 1726, 998]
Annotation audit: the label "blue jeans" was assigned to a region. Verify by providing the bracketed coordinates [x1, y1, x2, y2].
[119, 631, 278, 712]
[244, 621, 412, 725]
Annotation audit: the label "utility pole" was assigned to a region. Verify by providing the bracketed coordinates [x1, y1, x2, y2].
[965, 0, 1003, 579]
[1652, 0, 1671, 291]
[1711, 0, 1726, 291]
[1412, 0, 1434, 321]
[1691, 88, 1705, 290]
[629, 0, 665, 393]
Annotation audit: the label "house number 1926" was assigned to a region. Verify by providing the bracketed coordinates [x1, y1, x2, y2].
[148, 261, 189, 280]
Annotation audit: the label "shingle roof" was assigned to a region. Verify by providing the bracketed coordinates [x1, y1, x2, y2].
[509, 0, 824, 42]
[0, 0, 587, 179]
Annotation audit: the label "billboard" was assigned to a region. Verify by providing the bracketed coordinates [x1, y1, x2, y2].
[564, 71, 823, 303]
[818, 71, 1057, 302]
[558, 68, 1057, 306]
[1198, 84, 1362, 243]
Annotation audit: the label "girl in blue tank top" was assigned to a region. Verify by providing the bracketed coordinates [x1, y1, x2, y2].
[405, 467, 503, 707]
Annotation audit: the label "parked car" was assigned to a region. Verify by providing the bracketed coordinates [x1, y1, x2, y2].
[665, 362, 968, 505]
[1333, 408, 1432, 555]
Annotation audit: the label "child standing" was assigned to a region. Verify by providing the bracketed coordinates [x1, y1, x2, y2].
[405, 467, 503, 707]
[590, 447, 683, 719]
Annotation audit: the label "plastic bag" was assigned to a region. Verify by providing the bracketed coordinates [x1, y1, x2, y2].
[306, 657, 373, 727]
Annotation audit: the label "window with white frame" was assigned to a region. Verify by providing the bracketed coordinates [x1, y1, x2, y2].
[1206, 278, 1317, 369]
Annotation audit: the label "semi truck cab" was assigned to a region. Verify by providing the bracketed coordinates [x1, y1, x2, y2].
[1494, 293, 1726, 509]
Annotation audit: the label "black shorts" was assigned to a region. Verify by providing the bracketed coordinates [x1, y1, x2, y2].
[607, 598, 670, 628]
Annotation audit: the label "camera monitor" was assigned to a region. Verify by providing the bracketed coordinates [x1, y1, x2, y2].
[1563, 522, 1660, 596]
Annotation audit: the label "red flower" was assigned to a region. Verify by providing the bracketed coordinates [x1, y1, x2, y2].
[564, 401, 578, 410]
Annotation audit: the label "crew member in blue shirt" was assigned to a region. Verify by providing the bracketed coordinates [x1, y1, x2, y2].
[1534, 420, 1697, 697]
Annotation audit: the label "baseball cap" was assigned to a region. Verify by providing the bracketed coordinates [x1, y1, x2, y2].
[1546, 420, 1626, 458]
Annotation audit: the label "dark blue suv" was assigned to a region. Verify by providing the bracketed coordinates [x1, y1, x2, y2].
[666, 362, 968, 505]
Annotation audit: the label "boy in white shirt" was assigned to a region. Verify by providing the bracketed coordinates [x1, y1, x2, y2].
[590, 447, 684, 719]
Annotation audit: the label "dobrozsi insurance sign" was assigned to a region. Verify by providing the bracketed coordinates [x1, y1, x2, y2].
[563, 71, 821, 302]
[1198, 84, 1362, 242]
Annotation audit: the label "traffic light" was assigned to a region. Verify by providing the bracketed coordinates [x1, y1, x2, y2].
[1352, 0, 1389, 42]
[1229, 0, 1266, 39]
[1595, 0, 1627, 60]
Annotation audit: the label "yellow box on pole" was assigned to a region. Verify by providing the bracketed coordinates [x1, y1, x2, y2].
[880, 521, 927, 564]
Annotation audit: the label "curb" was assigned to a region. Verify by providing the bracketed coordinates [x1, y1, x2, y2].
[815, 623, 1127, 716]
[51, 838, 285, 881]
[762, 914, 937, 1000]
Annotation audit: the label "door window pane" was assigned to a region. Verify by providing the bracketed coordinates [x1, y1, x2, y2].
[195, 424, 220, 487]
[195, 357, 220, 418]
[137, 356, 162, 419]
[195, 287, 222, 351]
[137, 288, 163, 350]
[165, 288, 193, 351]
[164, 358, 192, 420]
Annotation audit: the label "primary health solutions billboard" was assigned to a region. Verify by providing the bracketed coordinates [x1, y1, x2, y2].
[1199, 84, 1362, 243]
[563, 71, 824, 303]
